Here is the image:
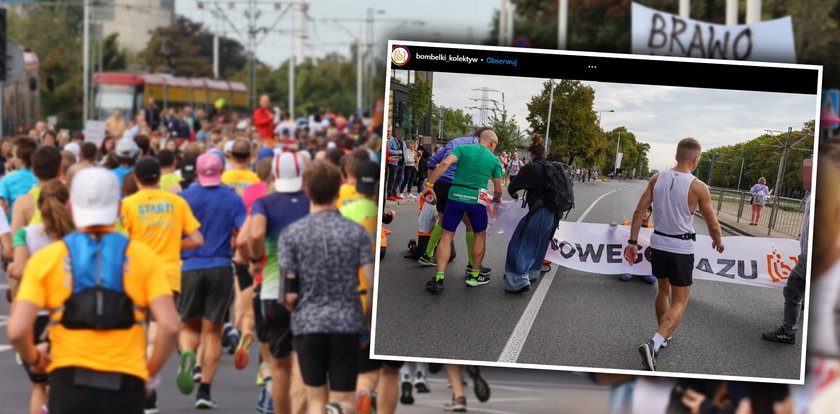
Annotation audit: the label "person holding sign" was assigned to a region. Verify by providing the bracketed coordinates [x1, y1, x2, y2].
[624, 138, 724, 371]
[422, 130, 503, 294]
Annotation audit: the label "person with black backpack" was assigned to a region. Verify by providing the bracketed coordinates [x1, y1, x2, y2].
[7, 167, 181, 414]
[504, 134, 574, 293]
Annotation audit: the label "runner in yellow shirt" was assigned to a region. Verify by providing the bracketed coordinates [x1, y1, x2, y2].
[7, 167, 180, 414]
[221, 139, 259, 196]
[121, 157, 204, 293]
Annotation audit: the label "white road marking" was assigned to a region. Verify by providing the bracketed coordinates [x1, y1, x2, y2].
[0, 345, 12, 353]
[497, 185, 624, 363]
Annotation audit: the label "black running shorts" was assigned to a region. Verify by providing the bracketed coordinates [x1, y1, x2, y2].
[650, 247, 695, 287]
[293, 334, 359, 392]
[179, 266, 234, 323]
[252, 289, 293, 359]
[358, 344, 404, 373]
[234, 263, 253, 291]
[434, 180, 452, 213]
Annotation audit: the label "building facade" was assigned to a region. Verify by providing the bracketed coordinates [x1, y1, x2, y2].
[96, 0, 175, 52]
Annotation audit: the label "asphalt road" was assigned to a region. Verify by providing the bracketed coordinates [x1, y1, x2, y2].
[373, 180, 803, 381]
[0, 278, 610, 414]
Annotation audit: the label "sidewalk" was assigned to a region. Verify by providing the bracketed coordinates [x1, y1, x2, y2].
[705, 210, 797, 239]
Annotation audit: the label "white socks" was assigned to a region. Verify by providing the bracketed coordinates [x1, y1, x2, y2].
[652, 333, 665, 352]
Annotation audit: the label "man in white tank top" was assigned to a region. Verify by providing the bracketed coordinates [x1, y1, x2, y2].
[624, 138, 725, 371]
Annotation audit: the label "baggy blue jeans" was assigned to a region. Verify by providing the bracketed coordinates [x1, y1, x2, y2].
[504, 207, 556, 291]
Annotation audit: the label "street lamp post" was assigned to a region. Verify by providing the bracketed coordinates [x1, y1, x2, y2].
[614, 131, 621, 176]
[736, 156, 745, 191]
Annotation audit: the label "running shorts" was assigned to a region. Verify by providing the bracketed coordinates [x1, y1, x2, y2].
[442, 199, 488, 233]
[293, 334, 359, 392]
[650, 247, 695, 287]
[253, 288, 293, 359]
[358, 343, 404, 373]
[234, 263, 253, 291]
[179, 266, 234, 323]
[434, 180, 452, 213]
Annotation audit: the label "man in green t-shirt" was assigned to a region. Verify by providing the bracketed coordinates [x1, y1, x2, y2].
[422, 131, 503, 293]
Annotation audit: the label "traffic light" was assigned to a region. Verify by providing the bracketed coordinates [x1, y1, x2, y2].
[0, 8, 6, 82]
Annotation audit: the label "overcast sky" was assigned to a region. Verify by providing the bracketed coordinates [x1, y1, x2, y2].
[176, 0, 495, 68]
[431, 72, 818, 170]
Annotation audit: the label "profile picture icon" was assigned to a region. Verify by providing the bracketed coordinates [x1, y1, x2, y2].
[391, 46, 410, 66]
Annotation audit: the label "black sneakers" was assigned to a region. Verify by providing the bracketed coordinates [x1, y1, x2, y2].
[400, 380, 414, 405]
[762, 327, 796, 344]
[465, 274, 491, 287]
[465, 265, 491, 276]
[638, 340, 658, 371]
[426, 278, 445, 294]
[465, 365, 490, 403]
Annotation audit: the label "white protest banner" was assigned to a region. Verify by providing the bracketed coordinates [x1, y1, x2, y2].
[84, 120, 107, 147]
[631, 2, 796, 63]
[615, 152, 623, 170]
[486, 201, 799, 289]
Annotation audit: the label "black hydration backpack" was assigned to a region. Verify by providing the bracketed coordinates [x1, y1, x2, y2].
[532, 159, 575, 218]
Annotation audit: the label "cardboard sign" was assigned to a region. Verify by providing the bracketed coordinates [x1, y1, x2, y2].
[631, 2, 796, 63]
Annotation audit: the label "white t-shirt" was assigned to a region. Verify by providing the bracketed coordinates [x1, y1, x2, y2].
[0, 205, 10, 236]
[275, 120, 297, 139]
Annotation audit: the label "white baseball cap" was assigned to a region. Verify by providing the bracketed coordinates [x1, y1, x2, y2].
[71, 168, 120, 228]
[272, 152, 308, 193]
[64, 142, 80, 162]
[224, 140, 235, 155]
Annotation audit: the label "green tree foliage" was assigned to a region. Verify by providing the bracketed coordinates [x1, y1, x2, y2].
[526, 79, 602, 164]
[597, 127, 651, 177]
[407, 76, 432, 134]
[231, 53, 358, 118]
[488, 93, 526, 153]
[140, 16, 247, 78]
[102, 33, 128, 72]
[697, 120, 814, 197]
[8, 4, 83, 128]
[431, 104, 475, 140]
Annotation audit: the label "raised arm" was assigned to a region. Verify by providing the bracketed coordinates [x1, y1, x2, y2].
[695, 180, 724, 253]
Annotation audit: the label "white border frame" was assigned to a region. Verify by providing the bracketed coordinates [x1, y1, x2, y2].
[371, 39, 822, 385]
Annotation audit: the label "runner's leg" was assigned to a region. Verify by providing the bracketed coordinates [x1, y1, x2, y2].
[657, 285, 691, 339]
[200, 319, 224, 384]
[444, 365, 466, 400]
[272, 355, 293, 414]
[436, 231, 455, 275]
[376, 364, 402, 414]
[654, 279, 671, 326]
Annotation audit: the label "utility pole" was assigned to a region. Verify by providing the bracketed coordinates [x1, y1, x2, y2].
[679, 0, 690, 18]
[545, 79, 554, 155]
[213, 34, 219, 78]
[438, 106, 443, 140]
[558, 0, 568, 49]
[746, 0, 761, 24]
[82, 0, 90, 123]
[737, 157, 744, 191]
[498, 0, 506, 46]
[614, 131, 621, 176]
[467, 87, 500, 126]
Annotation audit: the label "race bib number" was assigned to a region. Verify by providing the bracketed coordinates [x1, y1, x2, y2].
[477, 188, 493, 206]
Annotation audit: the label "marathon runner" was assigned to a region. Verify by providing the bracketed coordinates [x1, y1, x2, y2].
[422, 129, 503, 293]
[624, 138, 724, 371]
